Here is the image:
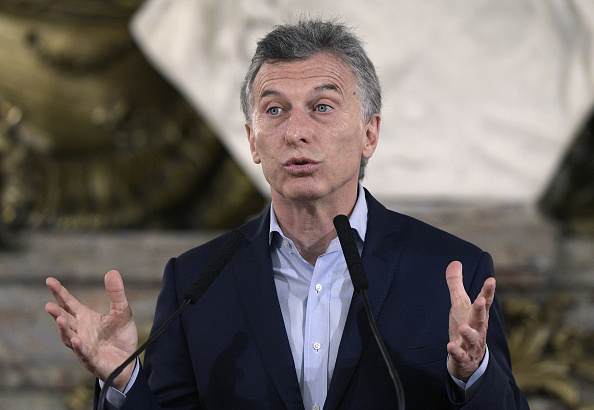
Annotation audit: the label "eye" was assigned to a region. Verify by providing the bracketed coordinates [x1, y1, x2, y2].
[267, 107, 282, 116]
[315, 104, 332, 113]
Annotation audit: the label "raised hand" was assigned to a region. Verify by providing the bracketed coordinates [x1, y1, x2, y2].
[445, 261, 496, 381]
[45, 270, 138, 391]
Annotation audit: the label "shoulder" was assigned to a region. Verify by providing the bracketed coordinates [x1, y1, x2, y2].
[365, 189, 485, 258]
[365, 190, 493, 292]
[174, 208, 269, 269]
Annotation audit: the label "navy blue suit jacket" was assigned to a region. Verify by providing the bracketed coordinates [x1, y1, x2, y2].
[108, 190, 528, 409]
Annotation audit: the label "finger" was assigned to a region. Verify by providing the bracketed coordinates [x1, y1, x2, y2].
[447, 340, 480, 382]
[457, 322, 484, 357]
[55, 314, 79, 349]
[46, 277, 83, 316]
[445, 261, 471, 306]
[447, 341, 467, 362]
[45, 302, 78, 333]
[468, 295, 488, 332]
[71, 336, 95, 368]
[45, 301, 61, 320]
[478, 277, 496, 310]
[104, 270, 130, 314]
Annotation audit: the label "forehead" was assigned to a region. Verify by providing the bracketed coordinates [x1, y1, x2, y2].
[252, 53, 357, 97]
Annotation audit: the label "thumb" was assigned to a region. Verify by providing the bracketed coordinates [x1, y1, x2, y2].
[104, 270, 129, 313]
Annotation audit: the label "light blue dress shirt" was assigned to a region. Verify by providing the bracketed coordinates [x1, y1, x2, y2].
[269, 184, 367, 410]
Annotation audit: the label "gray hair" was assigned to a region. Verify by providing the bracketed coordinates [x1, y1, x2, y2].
[240, 18, 381, 180]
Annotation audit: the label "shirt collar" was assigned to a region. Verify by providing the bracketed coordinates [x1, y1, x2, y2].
[269, 183, 368, 245]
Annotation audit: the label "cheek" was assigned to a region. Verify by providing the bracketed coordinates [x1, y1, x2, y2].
[252, 136, 271, 159]
[338, 128, 365, 156]
[252, 120, 281, 152]
[251, 132, 280, 166]
[333, 135, 366, 171]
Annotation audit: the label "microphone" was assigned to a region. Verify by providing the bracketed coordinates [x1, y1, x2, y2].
[333, 215, 368, 292]
[98, 229, 245, 410]
[333, 215, 405, 410]
[184, 229, 245, 303]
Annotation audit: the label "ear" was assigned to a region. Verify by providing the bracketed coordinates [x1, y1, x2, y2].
[246, 122, 261, 164]
[362, 114, 380, 159]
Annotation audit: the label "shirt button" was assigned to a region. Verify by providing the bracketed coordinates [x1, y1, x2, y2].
[282, 240, 289, 248]
[313, 342, 321, 351]
[313, 405, 320, 410]
[315, 283, 322, 292]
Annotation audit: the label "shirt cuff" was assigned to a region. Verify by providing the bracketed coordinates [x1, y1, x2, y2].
[449, 344, 489, 399]
[98, 358, 140, 408]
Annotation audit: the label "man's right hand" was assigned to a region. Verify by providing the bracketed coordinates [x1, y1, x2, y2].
[45, 270, 138, 392]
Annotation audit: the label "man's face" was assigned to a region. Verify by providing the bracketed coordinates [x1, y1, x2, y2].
[246, 52, 380, 205]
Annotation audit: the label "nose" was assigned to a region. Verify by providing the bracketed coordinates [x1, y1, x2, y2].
[284, 109, 312, 147]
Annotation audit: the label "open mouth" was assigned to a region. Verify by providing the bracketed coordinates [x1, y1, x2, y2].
[287, 157, 315, 166]
[284, 157, 319, 173]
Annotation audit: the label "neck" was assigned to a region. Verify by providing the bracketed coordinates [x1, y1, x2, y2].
[272, 187, 359, 265]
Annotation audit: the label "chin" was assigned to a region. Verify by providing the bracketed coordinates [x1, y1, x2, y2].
[285, 190, 325, 202]
[278, 183, 328, 202]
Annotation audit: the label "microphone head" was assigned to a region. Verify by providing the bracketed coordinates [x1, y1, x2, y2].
[209, 230, 245, 272]
[184, 229, 245, 304]
[333, 215, 369, 292]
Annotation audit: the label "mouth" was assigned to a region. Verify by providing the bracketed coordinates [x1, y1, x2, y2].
[285, 157, 316, 166]
[284, 157, 319, 173]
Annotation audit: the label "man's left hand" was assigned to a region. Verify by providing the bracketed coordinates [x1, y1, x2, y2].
[445, 261, 496, 381]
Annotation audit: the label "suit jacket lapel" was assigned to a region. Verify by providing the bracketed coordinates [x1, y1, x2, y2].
[233, 210, 304, 409]
[324, 190, 404, 409]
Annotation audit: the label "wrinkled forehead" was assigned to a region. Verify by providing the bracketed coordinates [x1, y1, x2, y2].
[252, 53, 357, 99]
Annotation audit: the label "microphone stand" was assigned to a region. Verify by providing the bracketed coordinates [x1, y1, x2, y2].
[333, 214, 405, 410]
[360, 288, 405, 410]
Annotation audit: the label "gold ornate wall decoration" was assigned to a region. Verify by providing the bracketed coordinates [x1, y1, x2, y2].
[504, 294, 594, 409]
[0, 1, 265, 231]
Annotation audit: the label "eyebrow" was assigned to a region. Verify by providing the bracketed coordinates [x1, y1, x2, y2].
[258, 83, 344, 100]
[314, 83, 343, 96]
[259, 89, 281, 100]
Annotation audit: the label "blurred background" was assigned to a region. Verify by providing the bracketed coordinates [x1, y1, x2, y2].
[0, 0, 593, 408]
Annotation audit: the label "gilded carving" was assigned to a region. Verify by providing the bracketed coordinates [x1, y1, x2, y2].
[0, 1, 264, 231]
[504, 294, 594, 409]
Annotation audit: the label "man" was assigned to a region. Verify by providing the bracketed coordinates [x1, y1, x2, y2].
[46, 19, 529, 409]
